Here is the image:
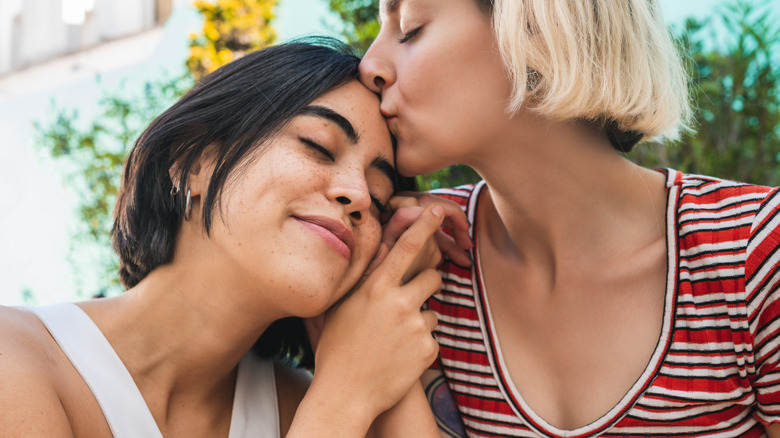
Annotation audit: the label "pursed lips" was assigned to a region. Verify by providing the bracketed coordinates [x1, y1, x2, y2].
[380, 107, 397, 123]
[294, 215, 356, 261]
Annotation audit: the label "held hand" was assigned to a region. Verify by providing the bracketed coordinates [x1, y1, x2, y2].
[304, 205, 445, 429]
[378, 192, 472, 273]
[380, 206, 442, 284]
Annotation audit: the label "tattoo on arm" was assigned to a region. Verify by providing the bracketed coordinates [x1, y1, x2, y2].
[425, 374, 467, 438]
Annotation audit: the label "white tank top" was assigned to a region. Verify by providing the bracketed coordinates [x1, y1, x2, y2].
[28, 303, 281, 438]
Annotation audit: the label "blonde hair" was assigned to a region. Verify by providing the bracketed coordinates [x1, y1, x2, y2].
[491, 0, 691, 143]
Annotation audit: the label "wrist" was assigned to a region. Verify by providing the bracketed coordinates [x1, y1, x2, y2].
[287, 377, 377, 437]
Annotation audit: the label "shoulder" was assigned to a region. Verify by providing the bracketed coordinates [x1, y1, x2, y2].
[745, 187, 780, 293]
[671, 172, 774, 246]
[274, 363, 312, 436]
[0, 305, 60, 371]
[673, 172, 774, 206]
[0, 306, 74, 435]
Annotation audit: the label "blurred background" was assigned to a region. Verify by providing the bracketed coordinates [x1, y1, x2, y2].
[0, 0, 778, 306]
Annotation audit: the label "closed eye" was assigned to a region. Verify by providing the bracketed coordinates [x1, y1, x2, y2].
[299, 136, 334, 161]
[399, 26, 421, 44]
[371, 195, 390, 215]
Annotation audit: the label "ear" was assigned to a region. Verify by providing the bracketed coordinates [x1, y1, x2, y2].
[169, 145, 217, 198]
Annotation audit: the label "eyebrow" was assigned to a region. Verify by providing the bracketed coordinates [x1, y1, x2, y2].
[385, 0, 402, 14]
[378, 0, 403, 24]
[299, 105, 397, 189]
[299, 105, 360, 144]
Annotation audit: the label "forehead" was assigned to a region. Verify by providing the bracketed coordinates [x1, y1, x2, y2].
[384, 0, 402, 13]
[308, 81, 394, 160]
[378, 0, 411, 21]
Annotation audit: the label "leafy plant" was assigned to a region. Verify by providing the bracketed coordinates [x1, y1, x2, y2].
[34, 73, 193, 295]
[187, 0, 278, 80]
[327, 0, 379, 54]
[633, 0, 780, 185]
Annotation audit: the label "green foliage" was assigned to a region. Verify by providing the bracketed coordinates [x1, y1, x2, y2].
[327, 0, 379, 54]
[633, 0, 780, 185]
[415, 165, 481, 191]
[187, 0, 278, 80]
[34, 73, 194, 295]
[20, 288, 37, 305]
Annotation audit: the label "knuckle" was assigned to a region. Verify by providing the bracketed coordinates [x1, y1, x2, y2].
[392, 293, 416, 314]
[396, 234, 422, 255]
[422, 269, 443, 288]
[424, 339, 440, 362]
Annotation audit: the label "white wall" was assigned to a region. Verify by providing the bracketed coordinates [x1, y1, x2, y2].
[0, 0, 171, 77]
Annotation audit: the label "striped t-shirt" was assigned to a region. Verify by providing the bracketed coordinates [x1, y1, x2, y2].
[428, 170, 780, 437]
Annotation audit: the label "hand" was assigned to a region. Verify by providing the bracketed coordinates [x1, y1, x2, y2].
[303, 205, 445, 428]
[380, 192, 472, 272]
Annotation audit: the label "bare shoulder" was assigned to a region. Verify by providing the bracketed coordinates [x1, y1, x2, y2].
[0, 305, 58, 371]
[0, 305, 75, 436]
[274, 363, 312, 436]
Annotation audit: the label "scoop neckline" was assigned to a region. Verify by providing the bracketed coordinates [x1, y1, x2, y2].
[468, 172, 680, 437]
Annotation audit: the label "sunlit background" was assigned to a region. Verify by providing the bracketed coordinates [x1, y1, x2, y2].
[0, 0, 778, 306]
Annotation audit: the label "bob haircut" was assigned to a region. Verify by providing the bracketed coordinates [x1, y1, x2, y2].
[112, 37, 411, 368]
[486, 0, 692, 150]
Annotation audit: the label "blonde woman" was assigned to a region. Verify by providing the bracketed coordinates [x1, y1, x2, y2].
[359, 0, 780, 436]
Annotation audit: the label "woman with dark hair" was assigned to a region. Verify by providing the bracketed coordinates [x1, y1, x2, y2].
[0, 39, 458, 437]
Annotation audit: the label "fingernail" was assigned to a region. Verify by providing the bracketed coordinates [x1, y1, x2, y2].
[432, 205, 444, 217]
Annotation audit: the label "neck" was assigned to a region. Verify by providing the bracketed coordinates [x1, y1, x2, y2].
[468, 113, 667, 270]
[80, 238, 280, 404]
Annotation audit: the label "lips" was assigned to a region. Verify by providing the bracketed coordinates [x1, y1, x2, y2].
[380, 107, 397, 122]
[294, 215, 356, 261]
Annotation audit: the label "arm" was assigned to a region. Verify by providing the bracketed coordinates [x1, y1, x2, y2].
[745, 189, 780, 433]
[367, 383, 439, 438]
[0, 307, 74, 437]
[421, 369, 467, 438]
[367, 368, 468, 438]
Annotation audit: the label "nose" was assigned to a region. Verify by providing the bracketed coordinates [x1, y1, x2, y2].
[359, 42, 395, 95]
[328, 175, 372, 225]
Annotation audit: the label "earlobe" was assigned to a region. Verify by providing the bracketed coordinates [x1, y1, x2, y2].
[173, 147, 215, 198]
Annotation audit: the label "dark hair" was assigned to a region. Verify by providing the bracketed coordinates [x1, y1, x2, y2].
[113, 38, 363, 288]
[112, 37, 408, 368]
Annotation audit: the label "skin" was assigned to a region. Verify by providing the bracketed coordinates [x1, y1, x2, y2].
[360, 0, 780, 435]
[0, 80, 441, 437]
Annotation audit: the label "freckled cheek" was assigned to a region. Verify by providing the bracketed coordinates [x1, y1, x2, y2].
[357, 221, 383, 261]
